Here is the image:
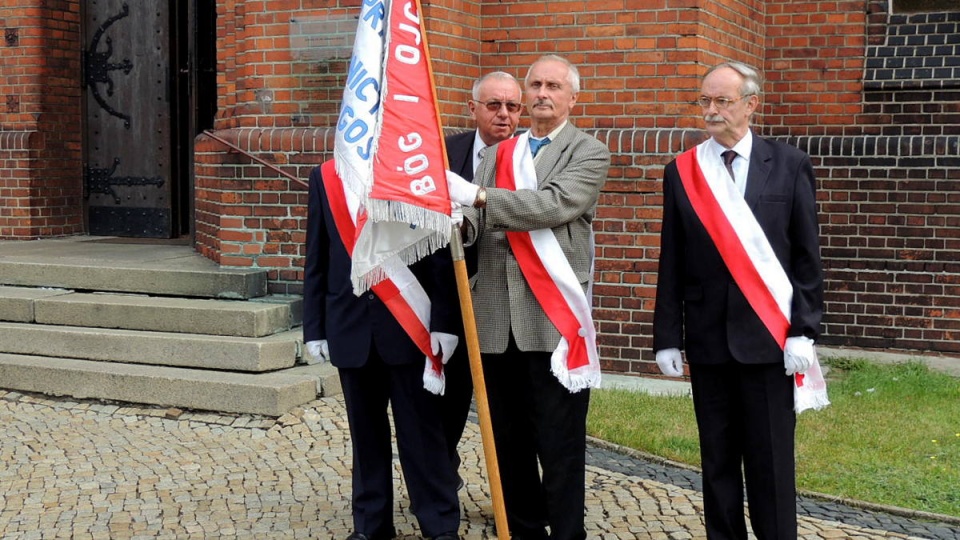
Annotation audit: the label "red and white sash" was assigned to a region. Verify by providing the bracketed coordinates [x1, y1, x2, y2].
[676, 142, 828, 412]
[494, 134, 602, 392]
[321, 160, 445, 394]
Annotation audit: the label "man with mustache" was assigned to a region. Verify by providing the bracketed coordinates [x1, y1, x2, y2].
[446, 55, 610, 540]
[653, 61, 823, 540]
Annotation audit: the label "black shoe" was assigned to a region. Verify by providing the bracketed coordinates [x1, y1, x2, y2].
[456, 473, 465, 492]
[345, 531, 394, 540]
[431, 534, 461, 540]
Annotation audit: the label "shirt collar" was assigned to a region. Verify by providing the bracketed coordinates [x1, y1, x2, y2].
[531, 120, 567, 142]
[709, 130, 753, 163]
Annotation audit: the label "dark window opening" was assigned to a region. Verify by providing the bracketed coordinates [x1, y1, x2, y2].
[893, 0, 958, 13]
[196, 0, 217, 132]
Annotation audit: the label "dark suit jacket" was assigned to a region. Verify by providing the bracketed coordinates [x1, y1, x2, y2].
[445, 130, 477, 182]
[653, 135, 823, 365]
[302, 166, 457, 368]
[445, 130, 480, 278]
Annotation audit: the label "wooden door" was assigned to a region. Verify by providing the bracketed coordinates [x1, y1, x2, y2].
[82, 0, 174, 238]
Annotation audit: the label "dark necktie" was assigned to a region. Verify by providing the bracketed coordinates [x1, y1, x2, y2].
[530, 137, 551, 157]
[721, 150, 737, 181]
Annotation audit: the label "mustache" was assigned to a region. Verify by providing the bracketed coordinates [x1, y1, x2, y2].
[704, 114, 724, 123]
[534, 99, 552, 107]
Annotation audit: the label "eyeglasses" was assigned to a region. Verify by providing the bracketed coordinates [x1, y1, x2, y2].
[697, 95, 752, 110]
[472, 99, 522, 113]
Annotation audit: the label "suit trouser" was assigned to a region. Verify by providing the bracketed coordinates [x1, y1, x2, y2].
[482, 335, 589, 540]
[688, 361, 797, 540]
[440, 346, 474, 472]
[339, 349, 461, 538]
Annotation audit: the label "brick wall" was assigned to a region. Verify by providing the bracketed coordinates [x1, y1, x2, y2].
[763, 1, 866, 136]
[0, 131, 35, 237]
[194, 0, 960, 369]
[194, 127, 319, 291]
[0, 0, 84, 238]
[803, 134, 960, 354]
[862, 4, 960, 136]
[809, 1, 960, 356]
[464, 0, 766, 131]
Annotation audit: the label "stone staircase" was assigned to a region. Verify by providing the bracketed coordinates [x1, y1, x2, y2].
[0, 237, 338, 416]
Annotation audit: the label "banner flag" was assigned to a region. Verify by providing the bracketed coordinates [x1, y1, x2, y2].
[335, 0, 452, 294]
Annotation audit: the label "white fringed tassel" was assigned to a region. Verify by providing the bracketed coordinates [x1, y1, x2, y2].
[794, 353, 830, 413]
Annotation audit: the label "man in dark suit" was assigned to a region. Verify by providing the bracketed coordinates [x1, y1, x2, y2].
[441, 71, 522, 484]
[446, 55, 610, 540]
[653, 61, 823, 540]
[303, 164, 462, 540]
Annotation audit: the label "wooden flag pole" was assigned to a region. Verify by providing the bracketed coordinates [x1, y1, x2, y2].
[449, 226, 509, 539]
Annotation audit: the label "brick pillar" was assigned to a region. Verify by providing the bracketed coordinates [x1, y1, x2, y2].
[0, 0, 84, 238]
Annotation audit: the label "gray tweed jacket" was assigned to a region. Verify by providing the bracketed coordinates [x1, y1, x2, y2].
[463, 122, 611, 354]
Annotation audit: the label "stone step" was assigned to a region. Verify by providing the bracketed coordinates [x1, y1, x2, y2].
[0, 322, 301, 372]
[0, 237, 333, 417]
[0, 238, 266, 299]
[0, 285, 72, 322]
[31, 292, 299, 338]
[0, 353, 339, 417]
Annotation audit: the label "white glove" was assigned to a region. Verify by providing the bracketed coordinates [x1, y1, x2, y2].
[655, 348, 684, 377]
[784, 336, 815, 376]
[445, 170, 480, 206]
[430, 332, 459, 365]
[450, 201, 464, 226]
[304, 340, 330, 365]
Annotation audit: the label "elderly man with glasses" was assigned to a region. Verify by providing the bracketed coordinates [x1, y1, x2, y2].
[446, 71, 523, 186]
[652, 61, 824, 540]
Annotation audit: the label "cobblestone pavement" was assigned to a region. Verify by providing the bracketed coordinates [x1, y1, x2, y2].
[1, 390, 958, 539]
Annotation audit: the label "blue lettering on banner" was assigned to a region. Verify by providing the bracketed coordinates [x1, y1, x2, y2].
[346, 59, 380, 113]
[337, 107, 367, 143]
[362, 0, 386, 36]
[337, 99, 376, 161]
[335, 0, 388, 162]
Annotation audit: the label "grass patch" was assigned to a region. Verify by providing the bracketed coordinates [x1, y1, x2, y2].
[588, 389, 701, 466]
[586, 359, 960, 517]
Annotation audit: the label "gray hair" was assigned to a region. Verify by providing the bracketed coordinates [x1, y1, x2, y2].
[706, 61, 762, 98]
[471, 71, 521, 100]
[525, 55, 581, 93]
